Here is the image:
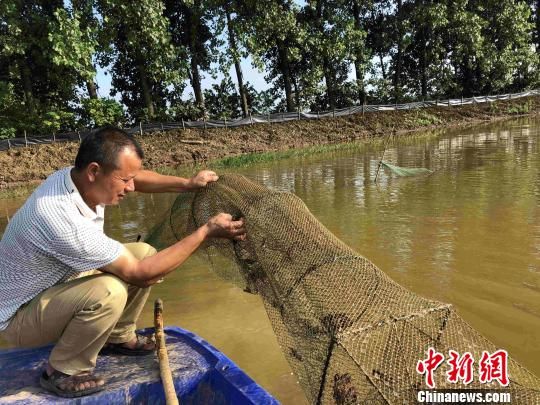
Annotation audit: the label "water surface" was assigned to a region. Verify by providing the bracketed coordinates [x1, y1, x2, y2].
[1, 117, 539, 403]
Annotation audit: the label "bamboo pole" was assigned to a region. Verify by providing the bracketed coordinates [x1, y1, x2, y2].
[374, 128, 394, 183]
[154, 299, 179, 405]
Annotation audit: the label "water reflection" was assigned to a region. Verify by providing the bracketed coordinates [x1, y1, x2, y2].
[1, 117, 539, 403]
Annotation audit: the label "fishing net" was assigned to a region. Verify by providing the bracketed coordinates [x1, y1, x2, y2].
[380, 161, 433, 177]
[146, 174, 540, 404]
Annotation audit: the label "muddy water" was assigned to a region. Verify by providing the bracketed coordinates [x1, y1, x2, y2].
[1, 117, 540, 404]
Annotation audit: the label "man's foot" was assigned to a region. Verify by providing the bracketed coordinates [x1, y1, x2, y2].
[101, 333, 156, 356]
[40, 366, 105, 398]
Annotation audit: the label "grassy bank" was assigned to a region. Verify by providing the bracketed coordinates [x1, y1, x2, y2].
[1, 95, 539, 199]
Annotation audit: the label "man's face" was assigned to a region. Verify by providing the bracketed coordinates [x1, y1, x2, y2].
[94, 147, 142, 206]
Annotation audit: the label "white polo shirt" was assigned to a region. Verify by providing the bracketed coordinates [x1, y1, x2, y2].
[0, 167, 124, 330]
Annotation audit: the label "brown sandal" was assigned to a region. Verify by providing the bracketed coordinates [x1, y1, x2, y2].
[40, 370, 105, 398]
[101, 333, 156, 356]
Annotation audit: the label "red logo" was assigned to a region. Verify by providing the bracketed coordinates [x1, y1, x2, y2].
[479, 350, 509, 386]
[446, 350, 474, 385]
[416, 347, 445, 388]
[417, 348, 509, 388]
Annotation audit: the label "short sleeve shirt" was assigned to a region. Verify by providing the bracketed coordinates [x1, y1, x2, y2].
[0, 167, 124, 330]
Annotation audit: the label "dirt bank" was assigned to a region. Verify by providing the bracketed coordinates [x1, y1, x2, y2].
[1, 96, 539, 190]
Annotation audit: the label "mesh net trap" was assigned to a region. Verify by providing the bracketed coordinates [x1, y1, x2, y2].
[145, 174, 540, 404]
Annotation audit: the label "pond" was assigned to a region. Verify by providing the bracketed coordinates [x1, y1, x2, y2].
[1, 116, 539, 404]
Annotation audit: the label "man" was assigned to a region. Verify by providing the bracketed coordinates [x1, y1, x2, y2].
[0, 126, 246, 398]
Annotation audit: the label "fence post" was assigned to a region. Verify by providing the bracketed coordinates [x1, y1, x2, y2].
[182, 118, 185, 130]
[333, 108, 335, 118]
[317, 110, 320, 120]
[448, 98, 451, 107]
[139, 122, 143, 136]
[7, 138, 11, 149]
[160, 123, 164, 131]
[24, 130, 28, 147]
[203, 117, 207, 130]
[77, 130, 81, 142]
[224, 117, 227, 129]
[297, 108, 300, 120]
[461, 96, 463, 105]
[362, 102, 365, 116]
[268, 113, 271, 125]
[249, 112, 253, 125]
[435, 99, 438, 107]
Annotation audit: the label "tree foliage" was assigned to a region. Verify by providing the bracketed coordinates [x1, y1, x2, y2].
[0, 0, 538, 137]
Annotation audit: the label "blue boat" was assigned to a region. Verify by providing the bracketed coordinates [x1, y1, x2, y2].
[0, 326, 279, 404]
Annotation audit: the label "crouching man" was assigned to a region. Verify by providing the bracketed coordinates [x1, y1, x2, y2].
[0, 126, 246, 398]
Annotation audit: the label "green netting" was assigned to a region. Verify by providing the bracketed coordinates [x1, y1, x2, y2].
[381, 161, 433, 177]
[146, 174, 540, 404]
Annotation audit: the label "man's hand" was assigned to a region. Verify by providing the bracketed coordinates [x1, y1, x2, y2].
[205, 213, 246, 241]
[189, 170, 219, 189]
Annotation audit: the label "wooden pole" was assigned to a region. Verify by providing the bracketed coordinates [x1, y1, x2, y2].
[139, 122, 143, 136]
[154, 299, 179, 405]
[53, 132, 56, 143]
[7, 138, 11, 149]
[181, 118, 185, 130]
[374, 128, 394, 183]
[77, 131, 81, 142]
[249, 112, 253, 125]
[24, 130, 28, 147]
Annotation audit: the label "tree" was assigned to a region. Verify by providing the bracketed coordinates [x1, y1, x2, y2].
[164, 0, 220, 113]
[98, 0, 181, 120]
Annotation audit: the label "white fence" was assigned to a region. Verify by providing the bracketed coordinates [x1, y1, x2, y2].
[1, 89, 539, 152]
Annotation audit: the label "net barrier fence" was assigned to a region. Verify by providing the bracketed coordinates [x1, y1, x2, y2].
[1, 89, 539, 152]
[145, 174, 540, 404]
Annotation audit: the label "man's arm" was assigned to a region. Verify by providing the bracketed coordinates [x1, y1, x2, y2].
[100, 213, 245, 287]
[134, 169, 218, 193]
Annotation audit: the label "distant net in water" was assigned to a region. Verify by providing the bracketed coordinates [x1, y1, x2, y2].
[381, 160, 433, 177]
[146, 174, 540, 404]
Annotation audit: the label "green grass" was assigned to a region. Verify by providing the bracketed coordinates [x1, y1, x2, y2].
[213, 141, 372, 168]
[0, 183, 38, 201]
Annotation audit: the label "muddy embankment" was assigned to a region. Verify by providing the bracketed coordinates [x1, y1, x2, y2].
[1, 96, 539, 191]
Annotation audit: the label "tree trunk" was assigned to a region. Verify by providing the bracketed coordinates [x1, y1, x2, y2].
[393, 0, 403, 104]
[315, 0, 336, 109]
[190, 57, 204, 109]
[419, 28, 427, 97]
[19, 57, 35, 115]
[352, 0, 366, 104]
[187, 4, 205, 110]
[86, 80, 98, 99]
[537, 0, 540, 53]
[277, 40, 294, 112]
[324, 61, 335, 110]
[138, 65, 155, 118]
[379, 53, 387, 80]
[226, 10, 249, 117]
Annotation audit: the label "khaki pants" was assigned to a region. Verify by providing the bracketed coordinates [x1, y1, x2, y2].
[0, 242, 156, 375]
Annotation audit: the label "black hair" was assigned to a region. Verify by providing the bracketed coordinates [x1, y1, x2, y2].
[74, 126, 144, 172]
